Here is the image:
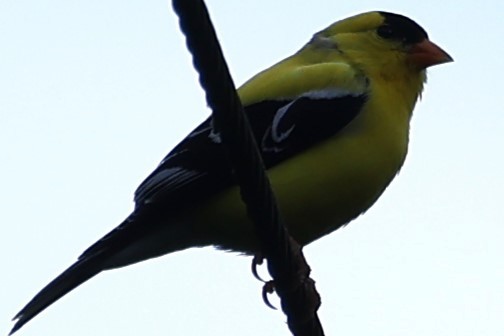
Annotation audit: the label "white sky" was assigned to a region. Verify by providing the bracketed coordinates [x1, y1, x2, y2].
[1, 1, 503, 336]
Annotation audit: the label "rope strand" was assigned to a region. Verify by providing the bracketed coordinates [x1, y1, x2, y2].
[172, 2, 324, 335]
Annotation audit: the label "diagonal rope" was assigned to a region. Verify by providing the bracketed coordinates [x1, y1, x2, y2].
[172, 1, 324, 335]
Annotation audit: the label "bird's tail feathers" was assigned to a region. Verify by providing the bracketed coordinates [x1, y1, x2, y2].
[10, 256, 104, 335]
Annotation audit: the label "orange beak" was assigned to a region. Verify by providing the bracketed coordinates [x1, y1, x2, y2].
[409, 39, 453, 69]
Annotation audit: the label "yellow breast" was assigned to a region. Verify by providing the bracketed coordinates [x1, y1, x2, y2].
[189, 81, 414, 254]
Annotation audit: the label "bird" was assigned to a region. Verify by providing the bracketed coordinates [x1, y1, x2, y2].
[10, 11, 452, 334]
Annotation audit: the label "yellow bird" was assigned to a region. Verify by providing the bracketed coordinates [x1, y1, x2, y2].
[11, 11, 452, 334]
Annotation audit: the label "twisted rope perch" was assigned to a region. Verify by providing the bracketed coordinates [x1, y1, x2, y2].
[172, 1, 324, 335]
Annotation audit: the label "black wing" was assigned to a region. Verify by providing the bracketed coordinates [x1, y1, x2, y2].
[83, 91, 368, 259]
[134, 91, 368, 210]
[9, 91, 368, 334]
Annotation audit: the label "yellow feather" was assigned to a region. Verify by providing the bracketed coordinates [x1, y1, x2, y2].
[190, 12, 430, 252]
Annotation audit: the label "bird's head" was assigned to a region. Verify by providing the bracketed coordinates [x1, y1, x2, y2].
[308, 11, 453, 80]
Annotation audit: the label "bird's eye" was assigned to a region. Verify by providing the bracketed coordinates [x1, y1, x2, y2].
[377, 25, 396, 39]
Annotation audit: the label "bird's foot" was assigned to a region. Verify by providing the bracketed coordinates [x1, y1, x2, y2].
[252, 253, 277, 310]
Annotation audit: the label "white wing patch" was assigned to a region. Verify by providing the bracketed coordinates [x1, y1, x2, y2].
[187, 119, 221, 144]
[300, 88, 362, 99]
[187, 125, 210, 138]
[271, 100, 296, 143]
[158, 149, 188, 166]
[138, 167, 202, 204]
[262, 88, 358, 153]
[208, 128, 222, 144]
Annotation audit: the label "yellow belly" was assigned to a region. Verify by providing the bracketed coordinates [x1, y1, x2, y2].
[189, 96, 411, 254]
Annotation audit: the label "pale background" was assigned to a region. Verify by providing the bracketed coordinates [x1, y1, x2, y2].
[1, 1, 503, 335]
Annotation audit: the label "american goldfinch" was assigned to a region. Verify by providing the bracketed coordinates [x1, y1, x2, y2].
[11, 11, 452, 334]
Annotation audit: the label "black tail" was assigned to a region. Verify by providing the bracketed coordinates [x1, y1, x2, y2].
[10, 256, 104, 335]
[10, 208, 175, 334]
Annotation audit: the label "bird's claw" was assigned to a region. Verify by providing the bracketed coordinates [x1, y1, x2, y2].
[262, 280, 277, 310]
[252, 254, 277, 309]
[251, 253, 266, 282]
